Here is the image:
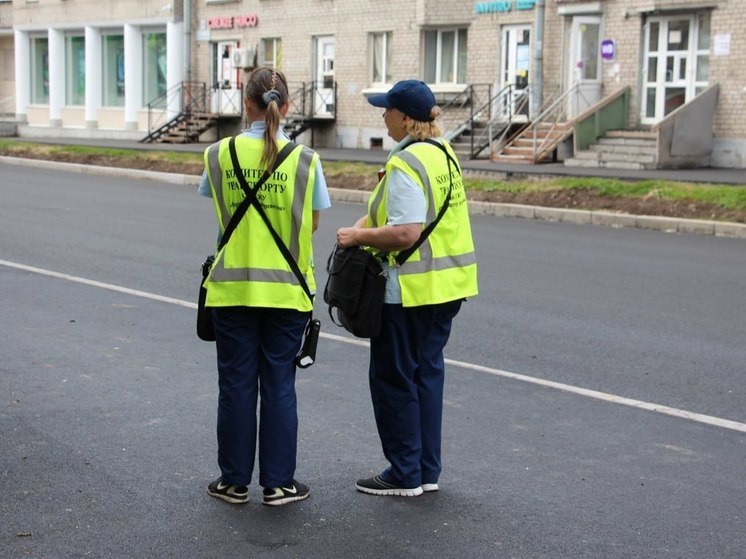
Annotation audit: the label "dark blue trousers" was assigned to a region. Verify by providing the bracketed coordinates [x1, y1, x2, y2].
[212, 306, 308, 488]
[369, 300, 462, 488]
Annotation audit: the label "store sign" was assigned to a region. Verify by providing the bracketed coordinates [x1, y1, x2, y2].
[475, 0, 536, 14]
[208, 14, 258, 30]
[601, 39, 615, 61]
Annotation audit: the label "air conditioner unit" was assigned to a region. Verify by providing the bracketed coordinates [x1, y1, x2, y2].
[231, 47, 255, 69]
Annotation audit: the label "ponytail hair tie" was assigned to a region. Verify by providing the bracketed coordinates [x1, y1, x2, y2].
[262, 89, 282, 106]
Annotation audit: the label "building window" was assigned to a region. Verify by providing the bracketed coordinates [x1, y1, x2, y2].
[103, 34, 125, 107]
[30, 36, 49, 104]
[370, 32, 391, 84]
[65, 35, 85, 106]
[143, 31, 167, 106]
[423, 28, 467, 84]
[261, 38, 282, 68]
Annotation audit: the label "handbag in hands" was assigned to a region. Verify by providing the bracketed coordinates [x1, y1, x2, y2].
[323, 244, 386, 338]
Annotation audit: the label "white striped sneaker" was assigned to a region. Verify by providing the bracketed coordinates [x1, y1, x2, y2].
[421, 483, 439, 492]
[355, 475, 423, 497]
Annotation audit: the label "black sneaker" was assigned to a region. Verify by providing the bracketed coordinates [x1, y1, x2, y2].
[207, 477, 249, 504]
[355, 475, 423, 497]
[262, 479, 310, 506]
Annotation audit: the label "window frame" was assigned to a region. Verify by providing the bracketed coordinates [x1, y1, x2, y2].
[142, 30, 167, 108]
[65, 33, 86, 106]
[30, 35, 49, 105]
[422, 27, 467, 85]
[370, 31, 392, 85]
[102, 32, 125, 108]
[261, 37, 282, 69]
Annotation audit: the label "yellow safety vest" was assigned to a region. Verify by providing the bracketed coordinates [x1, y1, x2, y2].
[203, 136, 318, 311]
[367, 139, 478, 307]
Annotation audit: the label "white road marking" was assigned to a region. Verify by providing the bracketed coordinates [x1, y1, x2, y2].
[3, 258, 745, 434]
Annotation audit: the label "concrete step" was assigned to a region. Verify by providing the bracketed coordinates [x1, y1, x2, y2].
[590, 143, 657, 156]
[572, 149, 657, 165]
[565, 157, 656, 170]
[597, 137, 657, 148]
[605, 129, 657, 140]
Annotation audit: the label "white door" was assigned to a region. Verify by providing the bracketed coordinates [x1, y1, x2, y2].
[212, 41, 241, 115]
[497, 25, 531, 119]
[567, 16, 602, 117]
[314, 36, 335, 117]
[641, 15, 710, 124]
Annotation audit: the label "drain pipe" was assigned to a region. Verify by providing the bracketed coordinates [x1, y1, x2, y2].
[531, 0, 545, 118]
[183, 0, 192, 82]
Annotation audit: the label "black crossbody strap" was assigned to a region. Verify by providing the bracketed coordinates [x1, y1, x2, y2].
[227, 137, 314, 304]
[395, 139, 459, 266]
[216, 139, 298, 254]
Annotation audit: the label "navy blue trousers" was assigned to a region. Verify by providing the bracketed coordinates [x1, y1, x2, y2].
[212, 306, 308, 488]
[369, 300, 462, 488]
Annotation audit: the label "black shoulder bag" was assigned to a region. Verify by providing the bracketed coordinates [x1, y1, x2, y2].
[323, 139, 460, 339]
[199, 140, 319, 368]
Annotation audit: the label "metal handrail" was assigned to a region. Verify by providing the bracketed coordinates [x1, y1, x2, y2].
[146, 81, 206, 136]
[439, 84, 492, 141]
[504, 83, 588, 161]
[286, 80, 337, 120]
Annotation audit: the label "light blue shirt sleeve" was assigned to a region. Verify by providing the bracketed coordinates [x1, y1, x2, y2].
[381, 168, 426, 304]
[198, 170, 211, 197]
[385, 168, 426, 225]
[312, 159, 331, 211]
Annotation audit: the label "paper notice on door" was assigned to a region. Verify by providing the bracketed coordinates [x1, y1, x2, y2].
[714, 34, 731, 56]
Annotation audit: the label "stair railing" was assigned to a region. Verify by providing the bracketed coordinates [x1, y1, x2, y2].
[145, 81, 207, 140]
[573, 86, 630, 152]
[504, 83, 586, 162]
[470, 85, 529, 158]
[439, 84, 492, 142]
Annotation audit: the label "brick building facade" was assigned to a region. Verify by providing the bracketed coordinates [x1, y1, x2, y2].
[1, 0, 744, 167]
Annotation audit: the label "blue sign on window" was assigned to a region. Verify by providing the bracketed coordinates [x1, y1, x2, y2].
[475, 0, 537, 14]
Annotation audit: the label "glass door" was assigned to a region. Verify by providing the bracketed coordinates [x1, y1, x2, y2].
[567, 16, 602, 117]
[641, 14, 710, 124]
[497, 25, 531, 119]
[212, 41, 241, 115]
[314, 36, 335, 117]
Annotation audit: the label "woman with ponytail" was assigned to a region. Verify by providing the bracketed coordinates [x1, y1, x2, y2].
[199, 67, 330, 506]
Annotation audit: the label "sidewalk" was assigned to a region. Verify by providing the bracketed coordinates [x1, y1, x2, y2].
[9, 136, 746, 238]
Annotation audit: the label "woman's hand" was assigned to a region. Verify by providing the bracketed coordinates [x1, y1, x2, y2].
[336, 226, 358, 248]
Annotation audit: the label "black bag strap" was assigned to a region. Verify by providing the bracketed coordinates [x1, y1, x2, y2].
[215, 139, 298, 254]
[394, 138, 459, 266]
[227, 137, 314, 305]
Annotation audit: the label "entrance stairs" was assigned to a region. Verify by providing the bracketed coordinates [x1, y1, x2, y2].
[152, 112, 219, 144]
[565, 130, 658, 170]
[493, 121, 573, 164]
[282, 114, 313, 140]
[449, 120, 492, 160]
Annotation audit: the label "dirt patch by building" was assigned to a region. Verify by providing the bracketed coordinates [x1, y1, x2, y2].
[4, 150, 744, 223]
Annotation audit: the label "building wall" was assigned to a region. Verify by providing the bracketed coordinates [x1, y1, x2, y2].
[5, 0, 746, 167]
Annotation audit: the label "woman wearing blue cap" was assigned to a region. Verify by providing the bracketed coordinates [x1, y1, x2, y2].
[336, 80, 479, 497]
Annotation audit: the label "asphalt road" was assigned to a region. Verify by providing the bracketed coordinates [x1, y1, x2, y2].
[1, 162, 745, 558]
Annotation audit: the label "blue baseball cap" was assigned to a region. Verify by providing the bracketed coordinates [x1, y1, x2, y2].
[367, 80, 436, 122]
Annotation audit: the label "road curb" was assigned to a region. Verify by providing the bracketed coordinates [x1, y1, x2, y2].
[3, 156, 744, 239]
